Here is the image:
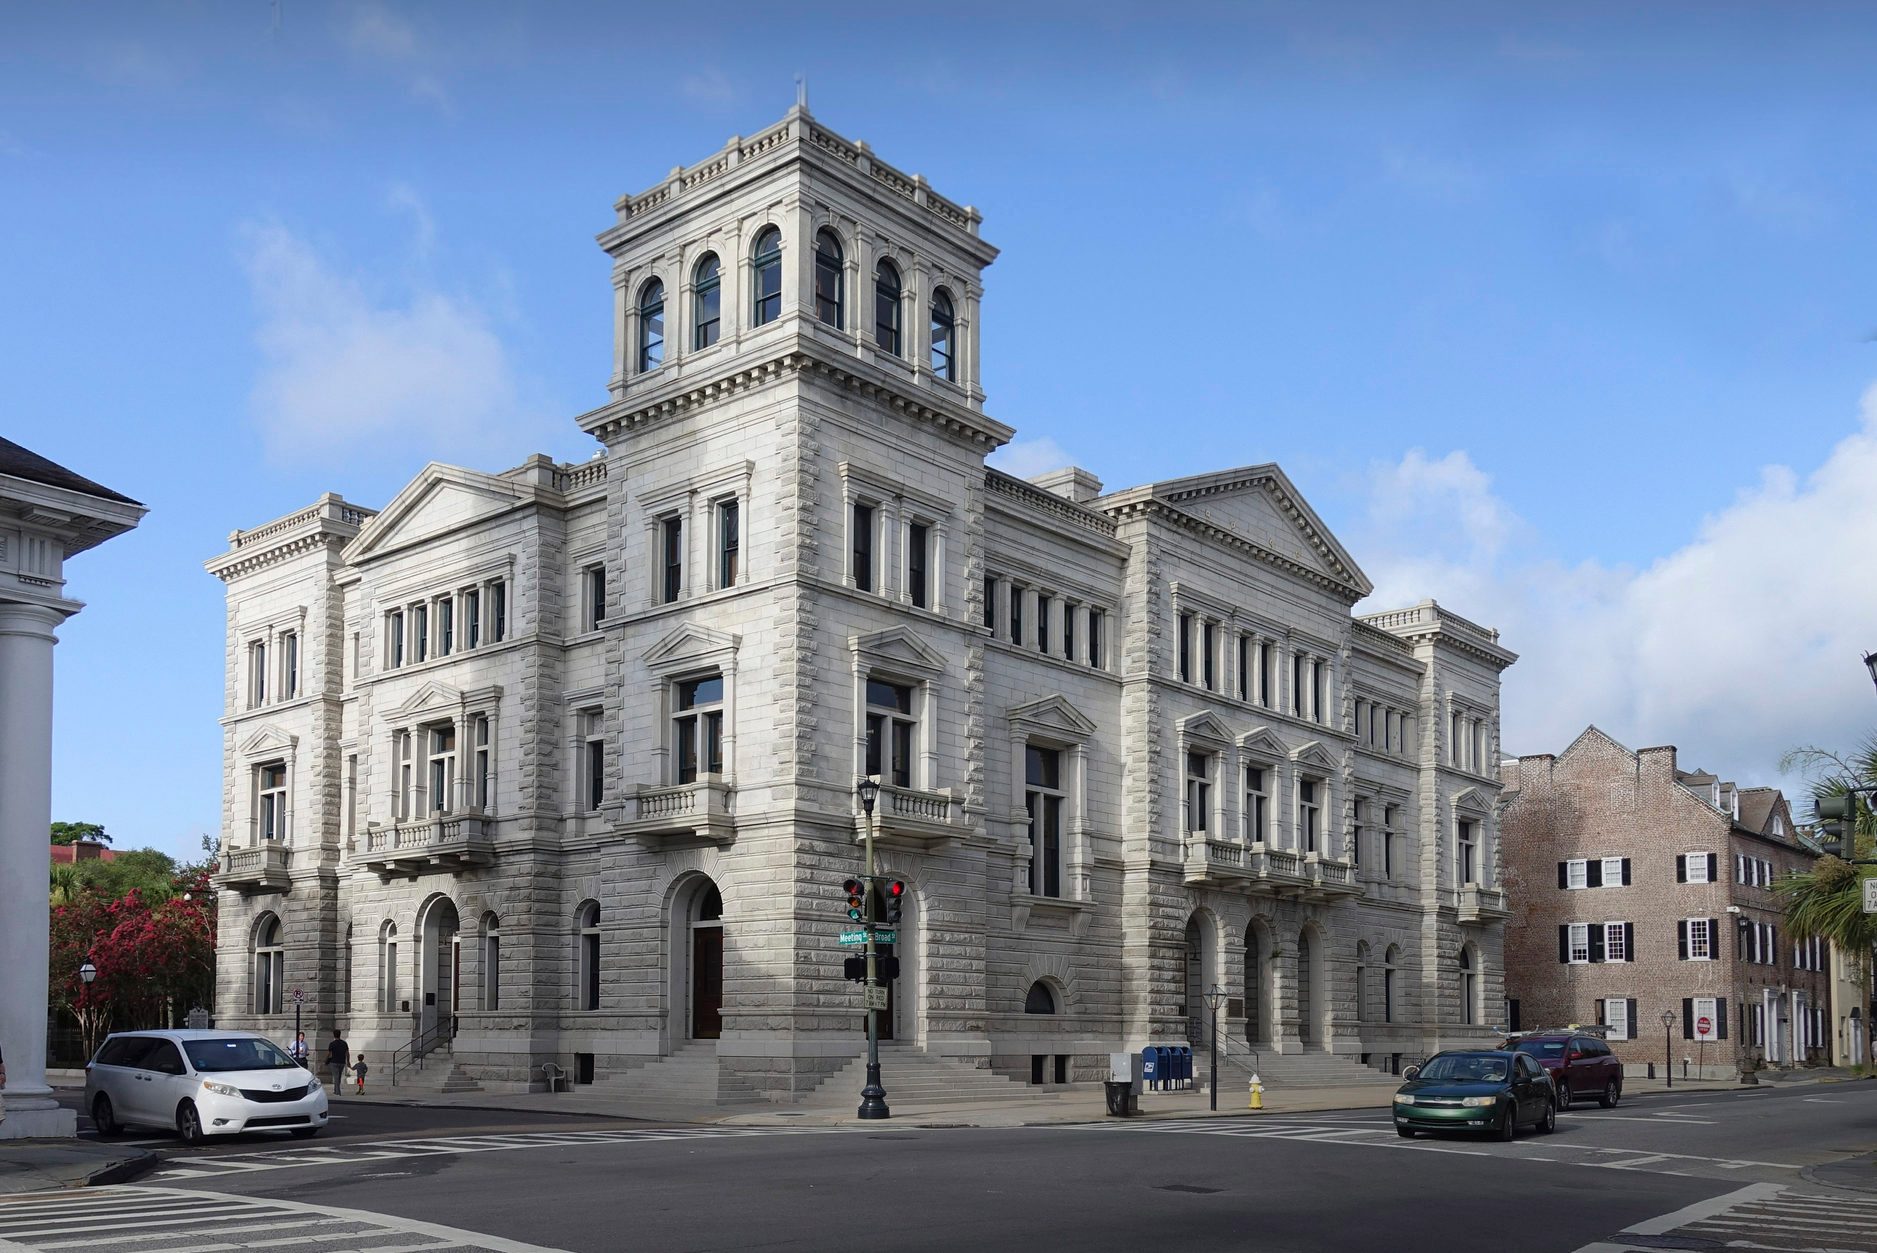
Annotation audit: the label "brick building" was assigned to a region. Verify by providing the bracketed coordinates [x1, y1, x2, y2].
[1501, 727, 1827, 1078]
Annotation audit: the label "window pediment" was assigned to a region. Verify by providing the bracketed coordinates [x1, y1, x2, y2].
[1452, 786, 1492, 817]
[850, 625, 945, 679]
[644, 622, 740, 675]
[1238, 726, 1287, 760]
[238, 724, 298, 758]
[1289, 740, 1339, 772]
[1178, 710, 1233, 746]
[390, 679, 466, 721]
[1008, 693, 1097, 742]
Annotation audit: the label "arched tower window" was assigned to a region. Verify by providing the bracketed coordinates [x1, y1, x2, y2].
[637, 279, 665, 371]
[480, 912, 501, 1011]
[873, 259, 902, 356]
[814, 229, 844, 329]
[576, 901, 601, 1012]
[693, 253, 721, 350]
[751, 227, 782, 326]
[378, 921, 399, 1012]
[1024, 981, 1057, 1015]
[1459, 946, 1478, 1026]
[930, 288, 956, 381]
[253, 914, 284, 1015]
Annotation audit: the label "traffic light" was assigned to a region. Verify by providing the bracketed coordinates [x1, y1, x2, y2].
[884, 879, 905, 925]
[1816, 794, 1855, 857]
[843, 956, 866, 982]
[843, 877, 867, 922]
[879, 956, 901, 982]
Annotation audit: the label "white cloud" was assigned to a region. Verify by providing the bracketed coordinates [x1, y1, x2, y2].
[239, 219, 550, 467]
[990, 437, 1074, 481]
[680, 68, 740, 109]
[386, 182, 436, 257]
[1353, 396, 1877, 795]
[344, 3, 452, 112]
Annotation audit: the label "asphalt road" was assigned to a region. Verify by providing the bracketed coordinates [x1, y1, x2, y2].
[18, 1081, 1877, 1252]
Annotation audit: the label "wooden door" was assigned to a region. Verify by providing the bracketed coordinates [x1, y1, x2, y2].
[692, 925, 723, 1040]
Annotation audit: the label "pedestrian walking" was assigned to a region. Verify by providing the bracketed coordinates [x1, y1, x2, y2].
[325, 1029, 349, 1094]
[352, 1054, 369, 1095]
[289, 1031, 309, 1068]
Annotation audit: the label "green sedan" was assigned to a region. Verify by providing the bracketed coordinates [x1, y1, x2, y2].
[1392, 1049, 1557, 1140]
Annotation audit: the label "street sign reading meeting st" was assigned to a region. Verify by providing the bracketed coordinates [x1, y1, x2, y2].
[1864, 877, 1877, 914]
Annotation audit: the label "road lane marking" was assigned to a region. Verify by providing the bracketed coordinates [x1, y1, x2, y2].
[1626, 1182, 1786, 1235]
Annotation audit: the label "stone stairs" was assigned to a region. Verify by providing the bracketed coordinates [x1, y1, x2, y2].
[386, 1043, 484, 1096]
[576, 1042, 768, 1118]
[1207, 1044, 1400, 1092]
[796, 1046, 1078, 1110]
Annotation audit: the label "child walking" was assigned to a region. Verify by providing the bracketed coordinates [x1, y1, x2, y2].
[352, 1054, 369, 1094]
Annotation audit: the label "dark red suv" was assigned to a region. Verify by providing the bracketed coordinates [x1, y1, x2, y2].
[1508, 1032, 1623, 1110]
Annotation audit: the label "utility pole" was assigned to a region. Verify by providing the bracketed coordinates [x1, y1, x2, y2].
[856, 776, 889, 1120]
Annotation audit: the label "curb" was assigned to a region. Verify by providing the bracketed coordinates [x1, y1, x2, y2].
[83, 1150, 158, 1189]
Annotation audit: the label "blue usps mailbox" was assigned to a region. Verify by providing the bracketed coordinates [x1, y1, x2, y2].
[1140, 1047, 1159, 1090]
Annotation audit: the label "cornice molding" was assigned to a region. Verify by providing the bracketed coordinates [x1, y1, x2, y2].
[1106, 496, 1365, 603]
[985, 469, 1117, 540]
[207, 531, 347, 584]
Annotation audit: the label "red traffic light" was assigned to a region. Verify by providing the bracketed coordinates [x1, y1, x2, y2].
[886, 880, 905, 898]
[842, 878, 865, 897]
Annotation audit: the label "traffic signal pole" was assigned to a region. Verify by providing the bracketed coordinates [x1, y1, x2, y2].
[858, 780, 890, 1120]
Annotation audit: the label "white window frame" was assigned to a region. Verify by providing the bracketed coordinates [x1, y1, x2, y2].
[280, 630, 299, 700]
[248, 640, 268, 707]
[580, 708, 605, 813]
[672, 673, 726, 784]
[1684, 852, 1712, 883]
[583, 563, 607, 632]
[1185, 751, 1214, 836]
[1025, 741, 1066, 899]
[1686, 917, 1713, 960]
[426, 723, 457, 815]
[472, 714, 493, 812]
[1692, 995, 1718, 1040]
[865, 676, 920, 790]
[1600, 856, 1624, 885]
[1604, 997, 1630, 1041]
[1567, 923, 1591, 964]
[255, 761, 288, 843]
[1243, 763, 1271, 845]
[715, 496, 742, 591]
[1603, 921, 1627, 963]
[1565, 859, 1588, 890]
[1297, 775, 1323, 854]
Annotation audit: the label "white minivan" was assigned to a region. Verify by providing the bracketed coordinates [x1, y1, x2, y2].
[86, 1030, 328, 1143]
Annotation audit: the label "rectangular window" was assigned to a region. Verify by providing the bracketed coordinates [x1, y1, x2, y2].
[1312, 660, 1325, 724]
[427, 725, 456, 814]
[1604, 922, 1628, 963]
[864, 678, 917, 789]
[1601, 856, 1625, 885]
[662, 516, 684, 604]
[1025, 744, 1064, 899]
[1237, 636, 1250, 701]
[1382, 804, 1397, 878]
[851, 502, 875, 593]
[257, 762, 287, 842]
[1177, 612, 1193, 683]
[1010, 586, 1024, 646]
[1298, 778, 1322, 853]
[1457, 820, 1476, 885]
[584, 564, 607, 631]
[1244, 766, 1269, 844]
[413, 603, 428, 663]
[395, 731, 414, 820]
[1350, 798, 1364, 869]
[1259, 642, 1274, 709]
[673, 675, 725, 783]
[582, 711, 605, 812]
[1565, 859, 1588, 890]
[1567, 923, 1590, 964]
[345, 753, 357, 840]
[1036, 595, 1050, 652]
[1063, 603, 1076, 661]
[1185, 752, 1211, 834]
[1292, 654, 1305, 715]
[281, 632, 299, 700]
[982, 576, 997, 631]
[464, 588, 481, 649]
[1686, 917, 1712, 960]
[1202, 622, 1217, 691]
[1682, 851, 1713, 883]
[249, 641, 267, 707]
[437, 599, 454, 656]
[473, 715, 492, 811]
[718, 499, 741, 589]
[1088, 608, 1105, 670]
[490, 581, 507, 642]
[1604, 997, 1630, 1041]
[907, 521, 929, 609]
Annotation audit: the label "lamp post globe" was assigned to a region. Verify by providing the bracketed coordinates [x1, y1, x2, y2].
[855, 774, 881, 817]
[1204, 984, 1226, 1112]
[78, 958, 96, 985]
[1864, 651, 1877, 695]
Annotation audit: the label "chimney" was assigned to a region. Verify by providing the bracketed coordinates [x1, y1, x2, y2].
[1030, 467, 1104, 504]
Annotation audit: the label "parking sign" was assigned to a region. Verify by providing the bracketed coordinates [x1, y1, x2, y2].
[1864, 878, 1877, 914]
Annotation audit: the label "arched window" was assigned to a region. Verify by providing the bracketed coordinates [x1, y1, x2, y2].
[873, 259, 902, 356]
[253, 914, 284, 1015]
[379, 921, 399, 1012]
[697, 883, 722, 922]
[1383, 945, 1400, 1024]
[576, 901, 600, 1011]
[1354, 942, 1371, 1022]
[693, 253, 721, 350]
[1024, 981, 1057, 1015]
[1459, 947, 1477, 1026]
[814, 229, 844, 328]
[1296, 930, 1313, 1042]
[751, 227, 782, 326]
[929, 288, 956, 381]
[637, 279, 665, 371]
[480, 912, 501, 1011]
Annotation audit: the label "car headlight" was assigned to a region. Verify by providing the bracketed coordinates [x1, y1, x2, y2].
[307, 1075, 321, 1092]
[201, 1080, 241, 1097]
[1393, 1093, 1415, 1105]
[1460, 1096, 1498, 1107]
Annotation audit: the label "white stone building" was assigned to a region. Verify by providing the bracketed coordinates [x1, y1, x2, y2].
[209, 107, 1516, 1100]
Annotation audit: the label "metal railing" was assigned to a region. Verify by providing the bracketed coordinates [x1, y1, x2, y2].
[389, 1016, 455, 1087]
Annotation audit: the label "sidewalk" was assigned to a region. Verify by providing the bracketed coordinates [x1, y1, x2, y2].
[0, 1142, 153, 1196]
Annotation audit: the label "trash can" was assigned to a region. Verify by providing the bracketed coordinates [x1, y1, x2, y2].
[1107, 1051, 1143, 1116]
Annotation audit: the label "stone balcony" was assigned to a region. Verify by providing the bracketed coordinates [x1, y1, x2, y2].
[1456, 884, 1511, 924]
[215, 842, 292, 894]
[1182, 839, 1358, 902]
[859, 784, 965, 848]
[360, 813, 494, 878]
[615, 779, 736, 847]
[1304, 853, 1360, 901]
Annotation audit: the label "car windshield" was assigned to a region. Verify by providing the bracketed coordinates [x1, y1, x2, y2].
[1513, 1039, 1566, 1058]
[182, 1037, 299, 1073]
[1416, 1054, 1510, 1083]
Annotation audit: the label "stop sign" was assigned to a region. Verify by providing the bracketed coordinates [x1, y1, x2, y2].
[1697, 1015, 1712, 1037]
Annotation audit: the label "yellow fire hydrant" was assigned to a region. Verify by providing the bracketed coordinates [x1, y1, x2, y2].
[1247, 1073, 1265, 1111]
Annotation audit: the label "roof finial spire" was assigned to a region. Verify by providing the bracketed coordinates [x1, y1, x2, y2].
[794, 73, 808, 112]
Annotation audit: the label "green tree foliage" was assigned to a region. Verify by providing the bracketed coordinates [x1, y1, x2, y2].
[49, 848, 180, 904]
[1774, 738, 1877, 962]
[49, 820, 110, 845]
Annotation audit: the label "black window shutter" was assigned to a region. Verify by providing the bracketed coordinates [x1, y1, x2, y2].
[1558, 862, 1568, 889]
[1710, 918, 1720, 956]
[1717, 998, 1728, 1040]
[1509, 999, 1521, 1031]
[1624, 922, 1635, 958]
[1589, 927, 1606, 963]
[1626, 998, 1638, 1040]
[1676, 855, 1687, 883]
[1682, 998, 1694, 1039]
[1558, 925, 1569, 964]
[1677, 919, 1689, 960]
[1770, 925, 1777, 964]
[1587, 860, 1604, 888]
[1622, 858, 1632, 885]
[1595, 999, 1606, 1026]
[1707, 853, 1718, 882]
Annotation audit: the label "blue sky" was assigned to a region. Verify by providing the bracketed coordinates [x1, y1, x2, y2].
[8, 2, 1877, 858]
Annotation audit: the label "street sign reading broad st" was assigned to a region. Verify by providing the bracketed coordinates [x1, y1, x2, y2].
[1864, 877, 1877, 914]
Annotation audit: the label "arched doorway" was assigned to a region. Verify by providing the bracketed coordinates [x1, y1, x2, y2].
[1458, 946, 1478, 1026]
[1296, 927, 1326, 1047]
[1184, 917, 1204, 1041]
[673, 878, 724, 1042]
[1244, 925, 1272, 1046]
[417, 897, 460, 1043]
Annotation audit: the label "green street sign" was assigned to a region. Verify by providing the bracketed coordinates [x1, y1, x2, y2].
[838, 929, 897, 946]
[839, 930, 867, 945]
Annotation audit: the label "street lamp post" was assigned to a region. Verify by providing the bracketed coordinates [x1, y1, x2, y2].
[1205, 984, 1226, 1112]
[78, 958, 96, 988]
[1660, 1009, 1675, 1089]
[1863, 651, 1877, 695]
[855, 776, 890, 1121]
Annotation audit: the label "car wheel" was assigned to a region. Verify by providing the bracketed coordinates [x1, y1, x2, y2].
[177, 1101, 206, 1146]
[91, 1095, 122, 1137]
[1496, 1102, 1517, 1141]
[1556, 1082, 1572, 1111]
[1600, 1080, 1619, 1109]
[289, 1127, 321, 1139]
[1538, 1099, 1556, 1134]
[1396, 1125, 1416, 1139]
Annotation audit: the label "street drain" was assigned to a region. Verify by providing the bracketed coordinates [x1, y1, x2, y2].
[1156, 1184, 1223, 1195]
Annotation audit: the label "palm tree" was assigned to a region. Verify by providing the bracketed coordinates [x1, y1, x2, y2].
[1773, 739, 1877, 961]
[49, 862, 82, 906]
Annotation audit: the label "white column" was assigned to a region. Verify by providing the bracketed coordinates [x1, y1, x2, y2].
[0, 602, 77, 1137]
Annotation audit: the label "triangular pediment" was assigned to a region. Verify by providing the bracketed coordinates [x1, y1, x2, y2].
[1452, 786, 1491, 816]
[344, 463, 534, 563]
[1179, 710, 1234, 745]
[1290, 739, 1341, 771]
[391, 679, 465, 721]
[850, 625, 946, 678]
[237, 723, 299, 757]
[643, 622, 740, 669]
[1007, 693, 1099, 739]
[1146, 465, 1371, 597]
[1238, 726, 1288, 760]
